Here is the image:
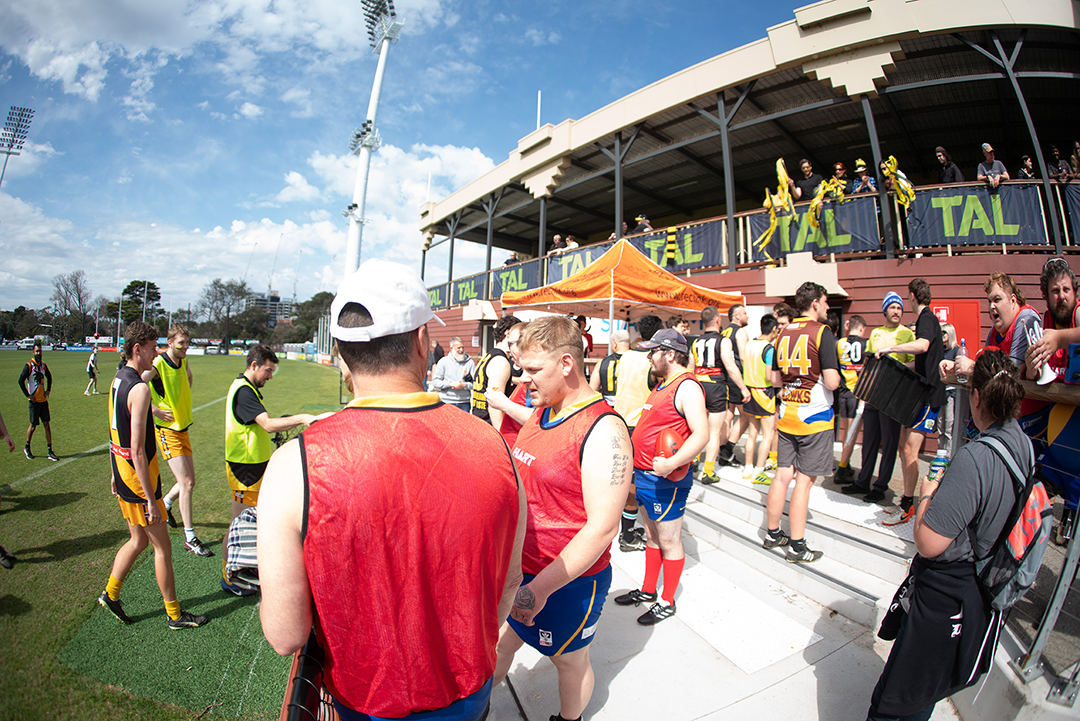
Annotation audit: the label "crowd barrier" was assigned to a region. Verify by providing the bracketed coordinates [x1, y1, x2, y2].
[428, 181, 1079, 310]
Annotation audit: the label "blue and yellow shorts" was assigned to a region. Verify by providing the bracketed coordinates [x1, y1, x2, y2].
[508, 566, 611, 657]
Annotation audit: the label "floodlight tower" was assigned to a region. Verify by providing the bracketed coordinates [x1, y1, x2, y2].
[0, 106, 34, 190]
[342, 0, 404, 274]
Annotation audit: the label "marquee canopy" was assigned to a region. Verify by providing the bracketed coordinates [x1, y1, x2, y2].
[500, 239, 745, 320]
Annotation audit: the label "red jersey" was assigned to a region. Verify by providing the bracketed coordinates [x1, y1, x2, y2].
[498, 382, 530, 448]
[513, 395, 618, 577]
[1044, 299, 1079, 382]
[632, 371, 698, 471]
[983, 304, 1044, 416]
[302, 395, 519, 717]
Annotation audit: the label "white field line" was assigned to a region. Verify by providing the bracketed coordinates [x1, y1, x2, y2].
[212, 600, 260, 715]
[2, 396, 226, 492]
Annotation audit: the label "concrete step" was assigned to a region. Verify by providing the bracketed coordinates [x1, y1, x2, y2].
[688, 477, 914, 586]
[682, 498, 897, 629]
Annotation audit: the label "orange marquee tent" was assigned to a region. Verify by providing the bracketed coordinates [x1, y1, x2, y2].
[500, 239, 745, 322]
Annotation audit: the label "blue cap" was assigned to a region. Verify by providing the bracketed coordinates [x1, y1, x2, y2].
[882, 291, 904, 315]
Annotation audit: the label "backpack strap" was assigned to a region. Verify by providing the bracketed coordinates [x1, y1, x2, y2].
[975, 435, 1031, 495]
[968, 434, 1034, 565]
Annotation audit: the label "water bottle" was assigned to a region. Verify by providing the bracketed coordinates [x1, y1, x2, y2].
[956, 339, 969, 384]
[929, 448, 949, 484]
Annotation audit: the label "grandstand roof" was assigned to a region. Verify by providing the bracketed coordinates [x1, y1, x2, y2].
[418, 0, 1080, 263]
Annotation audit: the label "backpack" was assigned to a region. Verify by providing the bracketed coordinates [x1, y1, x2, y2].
[970, 435, 1054, 612]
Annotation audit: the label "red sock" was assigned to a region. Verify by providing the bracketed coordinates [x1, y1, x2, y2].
[661, 557, 684, 604]
[641, 546, 662, 594]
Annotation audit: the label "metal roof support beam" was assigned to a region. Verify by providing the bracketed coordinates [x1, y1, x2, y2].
[482, 188, 505, 272]
[446, 210, 462, 284]
[718, 91, 737, 271]
[877, 94, 929, 175]
[421, 249, 426, 280]
[729, 96, 851, 134]
[595, 125, 644, 239]
[990, 30, 1063, 253]
[861, 95, 895, 259]
[546, 194, 612, 223]
[538, 196, 547, 259]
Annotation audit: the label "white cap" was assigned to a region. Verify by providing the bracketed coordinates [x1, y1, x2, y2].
[330, 259, 445, 342]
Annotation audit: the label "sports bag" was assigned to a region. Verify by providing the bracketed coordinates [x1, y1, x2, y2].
[971, 435, 1053, 612]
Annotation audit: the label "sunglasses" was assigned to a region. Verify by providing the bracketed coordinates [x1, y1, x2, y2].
[1044, 257, 1070, 271]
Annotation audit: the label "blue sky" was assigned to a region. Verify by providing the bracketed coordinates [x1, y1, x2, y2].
[0, 0, 804, 314]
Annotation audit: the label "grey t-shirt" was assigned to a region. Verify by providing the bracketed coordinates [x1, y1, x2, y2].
[923, 418, 1031, 563]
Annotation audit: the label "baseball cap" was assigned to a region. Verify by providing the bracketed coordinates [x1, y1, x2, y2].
[639, 328, 688, 354]
[854, 158, 867, 173]
[981, 143, 994, 153]
[330, 259, 445, 342]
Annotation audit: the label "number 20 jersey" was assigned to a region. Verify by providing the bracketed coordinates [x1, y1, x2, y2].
[772, 316, 838, 436]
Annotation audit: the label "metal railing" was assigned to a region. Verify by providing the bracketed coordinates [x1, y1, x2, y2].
[427, 180, 1078, 309]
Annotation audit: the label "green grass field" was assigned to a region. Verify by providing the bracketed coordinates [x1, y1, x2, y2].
[0, 349, 344, 720]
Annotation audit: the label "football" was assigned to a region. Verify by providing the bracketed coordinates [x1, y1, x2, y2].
[654, 428, 691, 480]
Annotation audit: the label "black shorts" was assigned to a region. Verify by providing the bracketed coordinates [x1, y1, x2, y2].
[725, 376, 745, 407]
[87, 369, 96, 380]
[838, 386, 859, 419]
[29, 400, 50, 426]
[697, 375, 728, 414]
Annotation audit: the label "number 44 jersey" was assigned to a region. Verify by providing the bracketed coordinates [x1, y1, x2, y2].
[772, 316, 839, 435]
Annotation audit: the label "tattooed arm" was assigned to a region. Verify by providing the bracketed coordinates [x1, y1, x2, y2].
[509, 414, 631, 626]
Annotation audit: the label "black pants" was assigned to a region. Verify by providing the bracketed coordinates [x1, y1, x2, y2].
[857, 405, 901, 493]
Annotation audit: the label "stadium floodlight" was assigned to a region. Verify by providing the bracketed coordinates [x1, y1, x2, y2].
[343, 0, 405, 274]
[0, 106, 34, 190]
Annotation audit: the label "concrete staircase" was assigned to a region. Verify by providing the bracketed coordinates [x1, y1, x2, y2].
[682, 465, 915, 629]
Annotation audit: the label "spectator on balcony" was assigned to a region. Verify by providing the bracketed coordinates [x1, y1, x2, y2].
[632, 215, 653, 234]
[608, 221, 629, 241]
[504, 252, 519, 265]
[1047, 145, 1071, 183]
[934, 146, 964, 184]
[830, 162, 851, 196]
[789, 159, 823, 201]
[546, 234, 566, 256]
[977, 143, 1009, 190]
[1070, 140, 1080, 179]
[879, 160, 894, 192]
[1017, 155, 1037, 180]
[852, 159, 877, 194]
[563, 234, 579, 251]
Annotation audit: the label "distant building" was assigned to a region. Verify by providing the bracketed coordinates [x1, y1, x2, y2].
[245, 291, 293, 327]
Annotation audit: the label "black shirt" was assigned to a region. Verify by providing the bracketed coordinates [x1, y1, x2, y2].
[938, 163, 965, 184]
[914, 308, 946, 408]
[233, 376, 267, 425]
[794, 173, 823, 200]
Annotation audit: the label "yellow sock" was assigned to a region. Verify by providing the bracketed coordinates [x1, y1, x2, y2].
[768, 451, 777, 462]
[106, 574, 123, 601]
[839, 461, 849, 469]
[164, 600, 181, 621]
[703, 461, 715, 475]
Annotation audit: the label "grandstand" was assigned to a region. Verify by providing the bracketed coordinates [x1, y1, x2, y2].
[417, 0, 1079, 351]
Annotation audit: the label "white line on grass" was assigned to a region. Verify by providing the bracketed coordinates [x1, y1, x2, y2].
[212, 600, 260, 715]
[1, 396, 226, 493]
[235, 633, 267, 717]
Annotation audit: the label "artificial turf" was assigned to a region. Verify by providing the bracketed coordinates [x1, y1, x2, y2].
[0, 348, 344, 720]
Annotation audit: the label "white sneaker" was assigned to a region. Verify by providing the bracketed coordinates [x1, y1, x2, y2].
[741, 465, 754, 480]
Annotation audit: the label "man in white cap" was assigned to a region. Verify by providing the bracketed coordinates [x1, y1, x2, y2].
[259, 259, 526, 721]
[977, 143, 1010, 189]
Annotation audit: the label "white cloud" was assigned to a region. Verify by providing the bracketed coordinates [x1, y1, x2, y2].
[274, 171, 320, 203]
[236, 101, 263, 119]
[281, 85, 313, 117]
[524, 29, 561, 46]
[0, 0, 458, 104]
[0, 140, 61, 180]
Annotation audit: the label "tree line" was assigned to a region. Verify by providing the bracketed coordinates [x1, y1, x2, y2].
[0, 271, 333, 349]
